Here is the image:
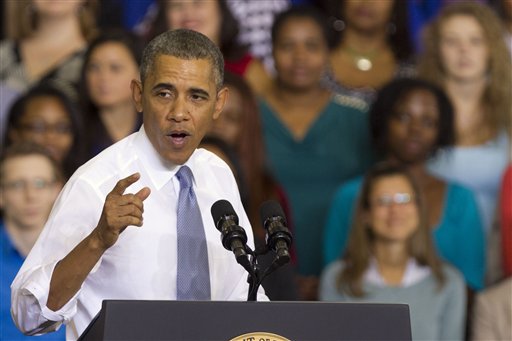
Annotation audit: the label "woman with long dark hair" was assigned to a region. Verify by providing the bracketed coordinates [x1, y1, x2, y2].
[320, 162, 466, 340]
[80, 29, 143, 158]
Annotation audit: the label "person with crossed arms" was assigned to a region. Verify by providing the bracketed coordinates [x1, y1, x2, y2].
[11, 29, 267, 340]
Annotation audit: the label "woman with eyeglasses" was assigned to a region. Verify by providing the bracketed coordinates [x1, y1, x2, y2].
[320, 162, 466, 341]
[3, 85, 85, 179]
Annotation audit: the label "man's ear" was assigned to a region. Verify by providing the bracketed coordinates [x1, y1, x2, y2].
[131, 79, 144, 113]
[213, 87, 229, 120]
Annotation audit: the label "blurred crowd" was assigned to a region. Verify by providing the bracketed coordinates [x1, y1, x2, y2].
[0, 1, 511, 340]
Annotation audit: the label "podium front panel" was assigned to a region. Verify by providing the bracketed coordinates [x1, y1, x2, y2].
[79, 300, 411, 341]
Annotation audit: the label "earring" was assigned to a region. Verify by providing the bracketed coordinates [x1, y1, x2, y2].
[332, 18, 345, 32]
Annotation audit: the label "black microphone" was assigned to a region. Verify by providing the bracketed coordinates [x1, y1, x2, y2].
[211, 200, 251, 269]
[260, 200, 292, 266]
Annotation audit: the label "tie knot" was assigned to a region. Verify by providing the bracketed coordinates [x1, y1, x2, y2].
[176, 165, 194, 189]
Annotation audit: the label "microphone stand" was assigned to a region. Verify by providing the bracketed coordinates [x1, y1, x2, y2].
[245, 246, 289, 301]
[246, 249, 260, 302]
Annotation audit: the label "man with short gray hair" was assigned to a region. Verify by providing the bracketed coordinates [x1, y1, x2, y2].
[140, 29, 224, 90]
[11, 29, 266, 340]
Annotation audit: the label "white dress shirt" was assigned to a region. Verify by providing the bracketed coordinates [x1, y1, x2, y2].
[11, 126, 266, 340]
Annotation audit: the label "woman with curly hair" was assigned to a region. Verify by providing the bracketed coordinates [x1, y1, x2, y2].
[418, 2, 511, 235]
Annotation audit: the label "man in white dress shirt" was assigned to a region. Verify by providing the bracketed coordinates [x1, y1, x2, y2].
[11, 29, 266, 340]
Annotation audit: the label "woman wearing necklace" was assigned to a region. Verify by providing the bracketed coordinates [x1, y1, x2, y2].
[317, 0, 415, 108]
[259, 6, 374, 300]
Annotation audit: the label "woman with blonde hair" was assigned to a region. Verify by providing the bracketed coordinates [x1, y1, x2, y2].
[320, 162, 466, 340]
[0, 0, 99, 101]
[419, 1, 511, 234]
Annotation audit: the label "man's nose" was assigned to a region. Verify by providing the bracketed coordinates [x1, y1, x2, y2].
[168, 97, 188, 121]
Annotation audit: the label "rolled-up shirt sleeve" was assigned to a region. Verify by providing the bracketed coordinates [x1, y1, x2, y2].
[11, 261, 75, 334]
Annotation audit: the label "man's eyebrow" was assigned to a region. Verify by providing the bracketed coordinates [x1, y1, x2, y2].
[152, 83, 175, 92]
[189, 87, 210, 98]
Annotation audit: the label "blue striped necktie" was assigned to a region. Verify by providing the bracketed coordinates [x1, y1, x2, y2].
[176, 166, 211, 300]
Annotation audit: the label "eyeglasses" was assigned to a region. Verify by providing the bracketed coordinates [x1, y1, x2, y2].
[373, 193, 414, 207]
[19, 122, 72, 135]
[1, 178, 57, 192]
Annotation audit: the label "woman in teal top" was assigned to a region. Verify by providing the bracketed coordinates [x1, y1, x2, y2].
[320, 163, 466, 341]
[324, 177, 484, 290]
[323, 79, 486, 290]
[259, 7, 373, 298]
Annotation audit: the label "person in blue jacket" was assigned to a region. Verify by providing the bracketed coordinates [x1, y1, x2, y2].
[0, 142, 65, 340]
[323, 78, 486, 291]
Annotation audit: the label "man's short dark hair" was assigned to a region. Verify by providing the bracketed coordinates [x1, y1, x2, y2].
[140, 29, 224, 91]
[0, 142, 64, 184]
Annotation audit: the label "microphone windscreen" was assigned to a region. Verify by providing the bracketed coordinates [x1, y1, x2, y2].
[259, 200, 287, 225]
[211, 199, 239, 228]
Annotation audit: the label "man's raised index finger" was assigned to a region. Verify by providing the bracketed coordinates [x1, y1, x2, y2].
[111, 173, 141, 195]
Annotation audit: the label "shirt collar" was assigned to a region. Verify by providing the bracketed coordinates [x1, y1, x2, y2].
[365, 257, 431, 288]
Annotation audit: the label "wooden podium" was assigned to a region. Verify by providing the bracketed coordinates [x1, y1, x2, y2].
[78, 300, 411, 340]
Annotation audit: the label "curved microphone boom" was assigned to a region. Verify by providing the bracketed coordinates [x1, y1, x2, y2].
[260, 200, 293, 266]
[211, 200, 251, 271]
